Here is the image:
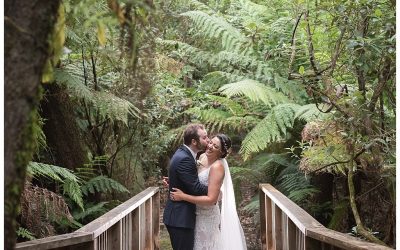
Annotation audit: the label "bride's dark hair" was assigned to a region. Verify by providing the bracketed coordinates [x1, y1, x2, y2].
[215, 134, 232, 158]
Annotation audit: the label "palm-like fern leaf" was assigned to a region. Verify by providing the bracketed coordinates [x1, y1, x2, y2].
[219, 79, 289, 107]
[72, 202, 108, 221]
[294, 103, 328, 121]
[81, 176, 130, 196]
[180, 11, 250, 53]
[55, 67, 140, 124]
[240, 103, 300, 159]
[27, 162, 84, 210]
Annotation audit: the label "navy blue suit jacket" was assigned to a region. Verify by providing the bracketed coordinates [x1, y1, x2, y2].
[163, 145, 208, 229]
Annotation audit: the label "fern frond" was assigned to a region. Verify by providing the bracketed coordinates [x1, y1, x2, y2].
[275, 165, 318, 204]
[16, 227, 37, 240]
[81, 176, 130, 196]
[219, 79, 289, 108]
[237, 0, 269, 18]
[180, 11, 250, 53]
[294, 104, 328, 122]
[230, 167, 263, 183]
[211, 52, 272, 80]
[27, 162, 84, 209]
[63, 179, 84, 210]
[27, 162, 80, 183]
[188, 0, 214, 15]
[207, 95, 247, 116]
[55, 67, 140, 124]
[240, 103, 300, 159]
[273, 74, 308, 103]
[72, 202, 108, 221]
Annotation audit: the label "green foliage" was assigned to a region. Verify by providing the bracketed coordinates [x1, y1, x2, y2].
[240, 103, 300, 159]
[219, 79, 289, 107]
[81, 176, 130, 196]
[27, 162, 84, 210]
[54, 66, 140, 125]
[72, 202, 108, 221]
[16, 227, 36, 241]
[180, 11, 250, 53]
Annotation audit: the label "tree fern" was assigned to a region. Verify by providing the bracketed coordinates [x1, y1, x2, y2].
[55, 66, 140, 124]
[240, 103, 300, 159]
[219, 79, 290, 108]
[81, 175, 130, 196]
[27, 162, 84, 210]
[180, 11, 250, 53]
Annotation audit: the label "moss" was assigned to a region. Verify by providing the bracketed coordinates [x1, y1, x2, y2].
[5, 86, 44, 236]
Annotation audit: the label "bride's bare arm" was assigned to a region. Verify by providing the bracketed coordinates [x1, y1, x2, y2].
[171, 162, 224, 205]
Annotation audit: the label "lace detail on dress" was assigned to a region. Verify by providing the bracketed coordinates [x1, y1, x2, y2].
[194, 168, 222, 250]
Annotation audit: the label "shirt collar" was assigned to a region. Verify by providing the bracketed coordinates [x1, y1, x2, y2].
[183, 144, 197, 160]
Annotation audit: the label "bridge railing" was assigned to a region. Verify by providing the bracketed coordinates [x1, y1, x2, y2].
[259, 184, 392, 250]
[15, 187, 160, 250]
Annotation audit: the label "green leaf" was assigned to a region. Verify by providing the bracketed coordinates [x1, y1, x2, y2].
[97, 21, 106, 46]
[298, 66, 305, 75]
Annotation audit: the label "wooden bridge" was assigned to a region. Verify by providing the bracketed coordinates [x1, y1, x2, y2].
[15, 184, 391, 250]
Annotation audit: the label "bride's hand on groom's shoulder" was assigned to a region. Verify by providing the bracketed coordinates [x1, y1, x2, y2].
[170, 187, 184, 201]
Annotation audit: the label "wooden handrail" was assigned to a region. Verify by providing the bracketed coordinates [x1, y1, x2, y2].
[16, 187, 160, 250]
[259, 183, 392, 250]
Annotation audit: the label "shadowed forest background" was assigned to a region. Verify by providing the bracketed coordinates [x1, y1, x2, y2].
[4, 0, 395, 249]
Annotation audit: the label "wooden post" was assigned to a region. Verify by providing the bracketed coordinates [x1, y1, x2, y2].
[140, 203, 146, 249]
[259, 190, 267, 250]
[286, 218, 296, 250]
[152, 191, 160, 250]
[304, 236, 321, 250]
[266, 197, 274, 249]
[273, 203, 283, 250]
[108, 221, 122, 250]
[145, 198, 153, 250]
[132, 207, 140, 250]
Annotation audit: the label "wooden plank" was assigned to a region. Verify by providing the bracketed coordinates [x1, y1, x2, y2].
[305, 236, 321, 250]
[145, 198, 152, 250]
[286, 217, 296, 250]
[306, 228, 393, 250]
[296, 228, 304, 250]
[77, 187, 159, 238]
[152, 192, 160, 250]
[15, 232, 93, 250]
[108, 220, 122, 250]
[132, 207, 140, 250]
[265, 196, 273, 249]
[273, 204, 283, 250]
[140, 203, 146, 249]
[259, 189, 267, 250]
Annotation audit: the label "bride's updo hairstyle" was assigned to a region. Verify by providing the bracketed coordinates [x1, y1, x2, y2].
[216, 134, 232, 158]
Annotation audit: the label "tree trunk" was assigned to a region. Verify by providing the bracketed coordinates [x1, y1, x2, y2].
[5, 1, 61, 249]
[40, 84, 89, 170]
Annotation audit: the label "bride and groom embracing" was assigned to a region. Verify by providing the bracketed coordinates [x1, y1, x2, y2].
[163, 124, 247, 250]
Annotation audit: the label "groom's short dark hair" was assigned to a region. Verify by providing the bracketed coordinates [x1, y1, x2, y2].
[183, 123, 204, 145]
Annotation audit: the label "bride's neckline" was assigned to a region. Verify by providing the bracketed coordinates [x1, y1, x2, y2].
[197, 158, 220, 174]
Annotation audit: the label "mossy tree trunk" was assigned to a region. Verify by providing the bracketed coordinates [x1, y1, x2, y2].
[5, 1, 61, 249]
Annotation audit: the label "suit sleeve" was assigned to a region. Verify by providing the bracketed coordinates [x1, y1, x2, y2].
[176, 157, 208, 196]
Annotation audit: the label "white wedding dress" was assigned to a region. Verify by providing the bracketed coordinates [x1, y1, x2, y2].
[194, 159, 247, 250]
[194, 167, 222, 250]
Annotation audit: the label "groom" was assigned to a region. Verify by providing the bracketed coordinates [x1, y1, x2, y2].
[163, 123, 209, 250]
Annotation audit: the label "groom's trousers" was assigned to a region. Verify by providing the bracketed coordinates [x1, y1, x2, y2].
[166, 225, 195, 250]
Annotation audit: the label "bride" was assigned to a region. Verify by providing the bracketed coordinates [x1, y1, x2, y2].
[170, 134, 247, 250]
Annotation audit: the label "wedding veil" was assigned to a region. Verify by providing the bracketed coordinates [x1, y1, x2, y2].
[220, 158, 247, 250]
